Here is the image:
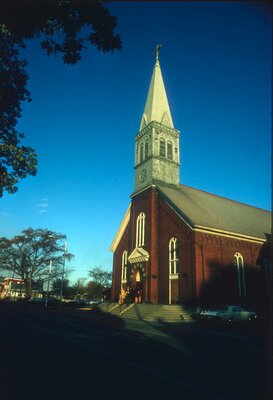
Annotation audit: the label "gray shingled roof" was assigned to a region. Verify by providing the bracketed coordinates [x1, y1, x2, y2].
[157, 183, 271, 240]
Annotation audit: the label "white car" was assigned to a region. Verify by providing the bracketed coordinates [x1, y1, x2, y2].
[199, 305, 257, 322]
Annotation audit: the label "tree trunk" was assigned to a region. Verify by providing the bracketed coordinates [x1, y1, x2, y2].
[24, 278, 32, 299]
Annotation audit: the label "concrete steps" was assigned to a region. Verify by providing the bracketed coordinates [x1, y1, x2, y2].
[123, 304, 193, 322]
[95, 303, 193, 323]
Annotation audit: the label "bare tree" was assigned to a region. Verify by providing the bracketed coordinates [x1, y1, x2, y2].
[0, 228, 73, 298]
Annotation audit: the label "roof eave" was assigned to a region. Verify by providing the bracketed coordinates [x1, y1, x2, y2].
[110, 204, 131, 252]
[195, 226, 268, 243]
[156, 184, 269, 243]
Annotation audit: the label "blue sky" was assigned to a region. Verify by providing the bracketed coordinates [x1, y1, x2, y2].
[0, 2, 271, 283]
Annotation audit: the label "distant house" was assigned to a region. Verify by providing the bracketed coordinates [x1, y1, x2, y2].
[0, 277, 25, 299]
[110, 52, 271, 309]
[0, 277, 43, 299]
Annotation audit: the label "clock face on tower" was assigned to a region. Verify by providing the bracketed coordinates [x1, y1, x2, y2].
[139, 169, 147, 183]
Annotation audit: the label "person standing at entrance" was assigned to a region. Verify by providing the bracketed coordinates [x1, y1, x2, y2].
[138, 287, 142, 303]
[120, 287, 125, 304]
[124, 286, 132, 306]
[135, 287, 142, 303]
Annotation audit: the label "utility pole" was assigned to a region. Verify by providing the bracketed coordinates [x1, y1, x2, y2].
[45, 260, 52, 308]
[60, 241, 67, 301]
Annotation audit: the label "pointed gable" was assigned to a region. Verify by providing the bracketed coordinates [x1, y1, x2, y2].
[128, 247, 150, 263]
[140, 57, 174, 131]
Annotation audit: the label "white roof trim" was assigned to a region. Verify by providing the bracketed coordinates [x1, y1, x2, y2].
[110, 204, 131, 252]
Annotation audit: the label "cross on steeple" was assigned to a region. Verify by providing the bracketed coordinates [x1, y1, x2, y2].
[154, 44, 162, 61]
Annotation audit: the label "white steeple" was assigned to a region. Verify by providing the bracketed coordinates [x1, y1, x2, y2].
[134, 46, 180, 194]
[140, 45, 174, 131]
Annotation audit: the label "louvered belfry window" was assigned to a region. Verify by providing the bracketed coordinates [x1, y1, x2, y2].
[140, 143, 144, 162]
[144, 141, 148, 159]
[160, 138, 166, 157]
[167, 141, 173, 160]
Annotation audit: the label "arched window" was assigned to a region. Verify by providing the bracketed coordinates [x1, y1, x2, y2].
[159, 138, 166, 157]
[140, 143, 144, 162]
[144, 141, 148, 159]
[234, 252, 246, 296]
[167, 141, 173, 160]
[169, 237, 179, 275]
[136, 212, 145, 247]
[121, 251, 128, 282]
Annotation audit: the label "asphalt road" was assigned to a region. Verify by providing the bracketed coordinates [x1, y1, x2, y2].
[0, 303, 271, 400]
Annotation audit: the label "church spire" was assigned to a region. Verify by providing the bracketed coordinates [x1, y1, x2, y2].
[140, 45, 174, 131]
[134, 46, 180, 193]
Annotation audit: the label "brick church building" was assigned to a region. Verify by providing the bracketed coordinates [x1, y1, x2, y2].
[110, 49, 271, 308]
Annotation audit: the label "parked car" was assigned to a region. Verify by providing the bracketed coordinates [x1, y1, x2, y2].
[28, 297, 45, 302]
[73, 299, 91, 306]
[199, 305, 257, 322]
[28, 297, 61, 306]
[73, 299, 101, 306]
[87, 299, 101, 305]
[64, 299, 94, 307]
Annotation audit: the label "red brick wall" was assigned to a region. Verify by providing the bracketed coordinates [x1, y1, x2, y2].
[111, 224, 130, 302]
[157, 194, 195, 303]
[150, 187, 159, 303]
[112, 186, 269, 307]
[130, 189, 152, 302]
[194, 231, 267, 306]
[111, 188, 153, 302]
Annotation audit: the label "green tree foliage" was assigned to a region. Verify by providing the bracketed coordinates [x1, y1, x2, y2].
[86, 281, 103, 301]
[88, 266, 112, 300]
[0, 32, 37, 197]
[74, 277, 87, 299]
[0, 228, 73, 298]
[51, 278, 75, 298]
[89, 266, 112, 288]
[0, 1, 121, 196]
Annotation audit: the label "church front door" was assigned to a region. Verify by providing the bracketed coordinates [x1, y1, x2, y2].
[130, 263, 145, 303]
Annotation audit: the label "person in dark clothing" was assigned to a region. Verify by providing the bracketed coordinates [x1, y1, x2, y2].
[124, 286, 132, 306]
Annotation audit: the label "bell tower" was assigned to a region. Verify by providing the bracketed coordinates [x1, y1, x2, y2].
[134, 46, 180, 193]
